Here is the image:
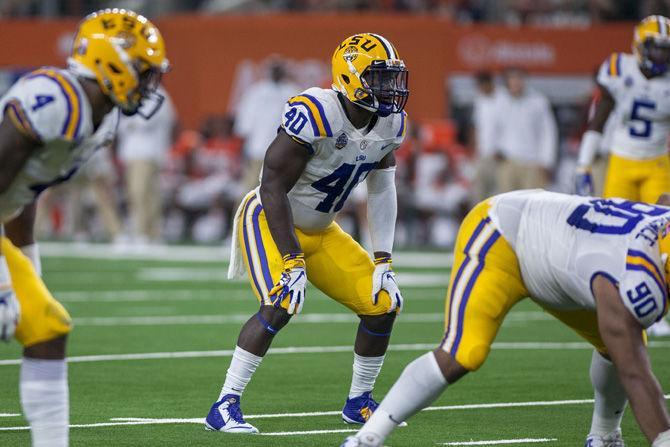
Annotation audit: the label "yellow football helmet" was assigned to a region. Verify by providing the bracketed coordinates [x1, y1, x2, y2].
[68, 8, 170, 117]
[633, 15, 670, 76]
[332, 33, 409, 117]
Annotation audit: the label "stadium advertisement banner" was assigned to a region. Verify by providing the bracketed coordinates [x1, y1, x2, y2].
[0, 15, 631, 126]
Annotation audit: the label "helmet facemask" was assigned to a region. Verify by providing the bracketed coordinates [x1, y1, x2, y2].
[356, 61, 409, 117]
[640, 37, 670, 76]
[121, 60, 167, 118]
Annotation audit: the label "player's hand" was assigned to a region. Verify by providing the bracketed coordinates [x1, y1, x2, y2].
[0, 289, 19, 342]
[269, 253, 307, 315]
[372, 256, 403, 313]
[574, 166, 594, 196]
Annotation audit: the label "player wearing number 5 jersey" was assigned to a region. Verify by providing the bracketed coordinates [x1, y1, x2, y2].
[344, 190, 670, 447]
[576, 15, 670, 337]
[204, 33, 409, 434]
[576, 15, 670, 203]
[0, 9, 169, 447]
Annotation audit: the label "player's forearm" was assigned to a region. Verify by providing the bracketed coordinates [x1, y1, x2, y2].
[258, 184, 302, 256]
[366, 167, 397, 255]
[618, 369, 670, 442]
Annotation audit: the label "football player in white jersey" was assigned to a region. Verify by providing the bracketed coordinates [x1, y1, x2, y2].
[575, 15, 670, 337]
[205, 33, 409, 433]
[343, 190, 670, 447]
[0, 9, 169, 446]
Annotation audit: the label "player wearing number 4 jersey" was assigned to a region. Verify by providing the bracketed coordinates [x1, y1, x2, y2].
[575, 15, 670, 336]
[0, 9, 169, 447]
[343, 190, 670, 447]
[204, 33, 409, 434]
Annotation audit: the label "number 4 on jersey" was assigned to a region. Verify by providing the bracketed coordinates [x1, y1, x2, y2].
[312, 162, 377, 213]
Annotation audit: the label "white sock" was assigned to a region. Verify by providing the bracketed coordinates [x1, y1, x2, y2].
[653, 429, 670, 447]
[358, 351, 448, 441]
[349, 353, 385, 398]
[218, 346, 262, 400]
[589, 350, 627, 436]
[20, 358, 69, 447]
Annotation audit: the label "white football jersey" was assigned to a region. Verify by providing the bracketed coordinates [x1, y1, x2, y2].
[489, 190, 670, 329]
[277, 87, 407, 232]
[0, 67, 118, 223]
[598, 52, 670, 159]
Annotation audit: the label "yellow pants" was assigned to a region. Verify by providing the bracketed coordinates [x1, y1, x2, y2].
[237, 191, 392, 315]
[603, 153, 670, 203]
[1, 237, 72, 347]
[440, 200, 608, 371]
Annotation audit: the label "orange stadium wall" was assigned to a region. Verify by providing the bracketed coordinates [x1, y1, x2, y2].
[0, 14, 633, 128]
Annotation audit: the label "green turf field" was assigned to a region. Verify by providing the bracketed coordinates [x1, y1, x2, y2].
[0, 244, 668, 446]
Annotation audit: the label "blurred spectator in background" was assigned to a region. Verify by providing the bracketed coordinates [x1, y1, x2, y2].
[470, 71, 500, 204]
[169, 115, 243, 242]
[117, 85, 177, 244]
[234, 58, 300, 192]
[65, 150, 123, 242]
[494, 68, 558, 192]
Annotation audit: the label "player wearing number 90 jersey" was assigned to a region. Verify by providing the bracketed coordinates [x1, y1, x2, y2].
[0, 9, 168, 447]
[344, 190, 670, 447]
[207, 33, 409, 434]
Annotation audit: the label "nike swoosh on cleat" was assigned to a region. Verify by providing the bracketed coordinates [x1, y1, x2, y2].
[388, 414, 402, 424]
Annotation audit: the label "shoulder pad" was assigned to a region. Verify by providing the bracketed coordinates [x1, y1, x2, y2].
[6, 68, 84, 143]
[281, 88, 341, 146]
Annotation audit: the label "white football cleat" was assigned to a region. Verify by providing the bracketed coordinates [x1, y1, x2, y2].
[204, 394, 259, 434]
[340, 432, 383, 447]
[585, 428, 625, 447]
[647, 319, 670, 337]
[0, 290, 20, 342]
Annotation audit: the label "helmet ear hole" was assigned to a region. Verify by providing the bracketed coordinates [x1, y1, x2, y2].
[341, 74, 350, 84]
[108, 63, 122, 74]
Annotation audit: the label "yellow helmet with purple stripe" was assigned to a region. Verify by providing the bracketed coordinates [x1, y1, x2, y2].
[69, 8, 170, 117]
[331, 33, 409, 117]
[633, 15, 670, 76]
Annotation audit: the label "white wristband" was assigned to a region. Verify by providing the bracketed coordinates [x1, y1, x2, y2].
[577, 130, 603, 167]
[653, 429, 670, 447]
[19, 243, 41, 277]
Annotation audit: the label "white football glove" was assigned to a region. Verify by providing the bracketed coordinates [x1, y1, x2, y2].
[0, 289, 20, 342]
[372, 257, 403, 313]
[269, 254, 307, 315]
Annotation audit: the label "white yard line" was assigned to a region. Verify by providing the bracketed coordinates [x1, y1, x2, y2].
[70, 312, 445, 327]
[64, 311, 549, 327]
[2, 341, 669, 367]
[135, 269, 449, 286]
[0, 414, 20, 418]
[4, 395, 670, 433]
[54, 288, 447, 303]
[438, 438, 557, 446]
[40, 242, 453, 268]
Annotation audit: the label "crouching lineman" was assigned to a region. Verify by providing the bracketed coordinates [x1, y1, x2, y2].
[205, 33, 409, 433]
[574, 15, 670, 336]
[0, 9, 169, 446]
[343, 190, 670, 447]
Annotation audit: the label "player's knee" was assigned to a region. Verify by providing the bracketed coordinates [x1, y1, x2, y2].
[256, 305, 291, 335]
[453, 344, 489, 372]
[358, 313, 396, 337]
